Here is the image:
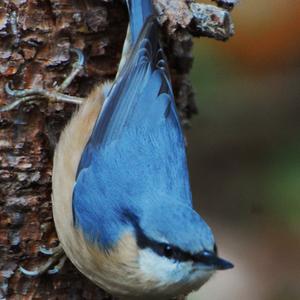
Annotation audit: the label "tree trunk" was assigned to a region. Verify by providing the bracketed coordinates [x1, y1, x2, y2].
[0, 0, 235, 299]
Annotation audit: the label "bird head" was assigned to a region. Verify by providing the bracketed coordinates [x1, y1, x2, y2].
[120, 199, 234, 298]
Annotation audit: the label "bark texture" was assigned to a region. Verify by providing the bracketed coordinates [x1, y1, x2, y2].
[0, 0, 234, 299]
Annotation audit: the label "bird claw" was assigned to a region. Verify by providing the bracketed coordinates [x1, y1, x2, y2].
[0, 48, 85, 112]
[20, 244, 66, 277]
[39, 244, 63, 256]
[47, 256, 67, 275]
[58, 48, 85, 92]
[19, 266, 41, 277]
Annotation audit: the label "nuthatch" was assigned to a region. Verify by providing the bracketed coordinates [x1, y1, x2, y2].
[53, 0, 233, 299]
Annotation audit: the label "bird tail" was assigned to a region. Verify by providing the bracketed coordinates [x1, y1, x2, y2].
[126, 0, 154, 45]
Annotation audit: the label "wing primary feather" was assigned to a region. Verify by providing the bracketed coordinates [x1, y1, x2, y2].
[76, 17, 179, 175]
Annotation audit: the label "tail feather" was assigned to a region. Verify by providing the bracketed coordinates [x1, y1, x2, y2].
[126, 0, 154, 44]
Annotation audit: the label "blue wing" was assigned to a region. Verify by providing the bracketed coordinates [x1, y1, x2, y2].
[72, 18, 192, 248]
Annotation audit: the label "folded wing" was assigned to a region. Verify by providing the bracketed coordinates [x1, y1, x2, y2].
[75, 17, 192, 211]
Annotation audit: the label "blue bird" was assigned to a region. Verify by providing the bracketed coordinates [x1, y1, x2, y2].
[51, 0, 233, 298]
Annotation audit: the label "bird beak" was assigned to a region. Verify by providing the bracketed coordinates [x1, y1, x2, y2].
[212, 256, 234, 270]
[195, 250, 234, 270]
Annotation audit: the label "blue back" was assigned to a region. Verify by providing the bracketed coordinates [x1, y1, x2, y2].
[72, 10, 201, 250]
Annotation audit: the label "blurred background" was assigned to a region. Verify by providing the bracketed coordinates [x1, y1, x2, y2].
[187, 1, 300, 300]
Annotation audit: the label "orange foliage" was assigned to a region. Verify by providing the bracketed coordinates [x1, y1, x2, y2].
[220, 1, 300, 72]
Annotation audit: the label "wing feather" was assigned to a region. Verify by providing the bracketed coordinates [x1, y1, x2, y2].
[75, 17, 192, 219]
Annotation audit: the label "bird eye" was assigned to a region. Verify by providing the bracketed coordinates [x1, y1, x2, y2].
[164, 245, 174, 258]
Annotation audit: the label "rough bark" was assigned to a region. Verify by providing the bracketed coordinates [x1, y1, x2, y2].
[0, 0, 236, 299]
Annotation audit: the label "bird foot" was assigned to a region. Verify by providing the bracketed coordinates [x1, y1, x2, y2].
[0, 48, 85, 112]
[20, 244, 66, 277]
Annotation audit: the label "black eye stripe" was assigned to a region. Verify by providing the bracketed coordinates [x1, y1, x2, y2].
[135, 225, 193, 262]
[122, 210, 215, 264]
[214, 243, 218, 255]
[141, 239, 217, 264]
[142, 240, 193, 262]
[136, 228, 209, 263]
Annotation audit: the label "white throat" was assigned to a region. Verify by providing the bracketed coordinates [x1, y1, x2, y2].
[138, 248, 214, 297]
